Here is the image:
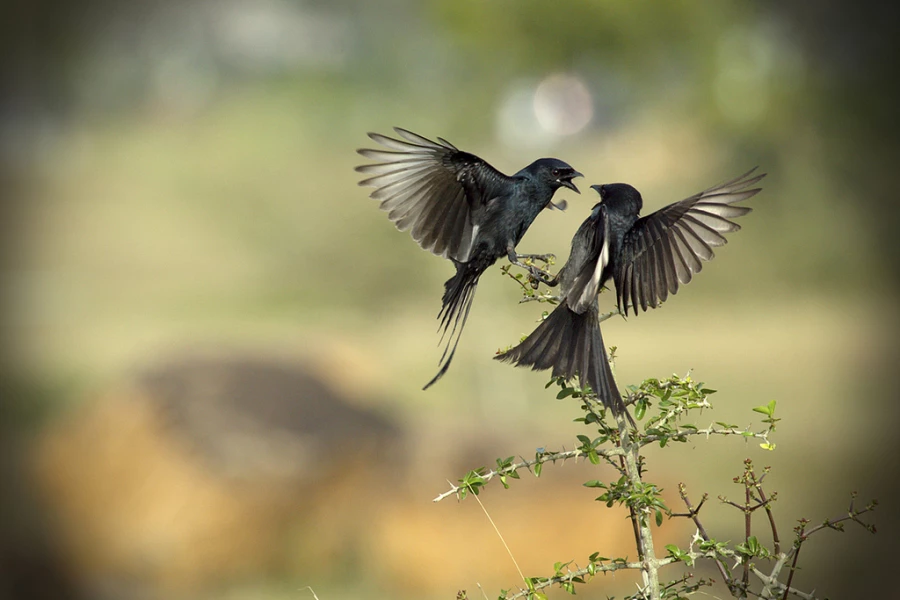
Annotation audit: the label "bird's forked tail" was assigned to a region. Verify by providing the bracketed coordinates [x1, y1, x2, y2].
[495, 301, 626, 415]
[423, 262, 480, 390]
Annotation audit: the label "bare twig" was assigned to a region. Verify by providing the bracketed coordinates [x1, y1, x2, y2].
[674, 485, 735, 590]
[753, 470, 781, 555]
[598, 307, 622, 323]
[781, 536, 802, 600]
[518, 293, 559, 304]
[743, 476, 752, 590]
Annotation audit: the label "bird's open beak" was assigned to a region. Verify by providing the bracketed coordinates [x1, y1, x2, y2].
[560, 170, 583, 194]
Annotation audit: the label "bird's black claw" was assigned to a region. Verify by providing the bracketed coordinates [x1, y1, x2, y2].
[526, 265, 556, 286]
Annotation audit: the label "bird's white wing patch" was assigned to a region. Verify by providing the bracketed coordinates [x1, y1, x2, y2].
[572, 206, 609, 313]
[459, 223, 480, 262]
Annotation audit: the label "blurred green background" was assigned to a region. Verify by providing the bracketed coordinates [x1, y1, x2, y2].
[2, 1, 898, 598]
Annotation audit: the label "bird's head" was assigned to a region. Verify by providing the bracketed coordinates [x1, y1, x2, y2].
[590, 183, 643, 214]
[527, 158, 583, 195]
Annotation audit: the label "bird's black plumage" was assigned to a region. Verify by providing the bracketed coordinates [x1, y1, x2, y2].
[356, 128, 582, 389]
[495, 168, 765, 414]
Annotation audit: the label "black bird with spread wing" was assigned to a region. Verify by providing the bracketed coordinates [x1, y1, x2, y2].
[356, 128, 582, 389]
[495, 169, 765, 414]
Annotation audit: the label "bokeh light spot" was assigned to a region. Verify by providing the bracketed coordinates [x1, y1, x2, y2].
[533, 73, 593, 136]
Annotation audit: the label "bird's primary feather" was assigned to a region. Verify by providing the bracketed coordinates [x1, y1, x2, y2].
[357, 128, 512, 262]
[615, 168, 763, 315]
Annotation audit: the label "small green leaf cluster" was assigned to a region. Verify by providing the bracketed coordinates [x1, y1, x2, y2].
[584, 477, 669, 526]
[496, 553, 628, 600]
[494, 456, 521, 489]
[664, 543, 693, 566]
[734, 535, 771, 560]
[456, 469, 487, 500]
[629, 374, 713, 439]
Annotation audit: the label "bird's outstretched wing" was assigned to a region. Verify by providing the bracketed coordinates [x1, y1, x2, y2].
[356, 128, 514, 262]
[615, 168, 765, 316]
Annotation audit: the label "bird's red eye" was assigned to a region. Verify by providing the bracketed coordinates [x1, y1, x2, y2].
[552, 168, 561, 177]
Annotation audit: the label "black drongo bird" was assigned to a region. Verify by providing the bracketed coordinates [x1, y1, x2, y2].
[495, 168, 765, 414]
[356, 128, 582, 389]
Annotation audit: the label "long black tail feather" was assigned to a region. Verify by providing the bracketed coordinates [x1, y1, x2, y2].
[495, 302, 626, 415]
[423, 262, 480, 390]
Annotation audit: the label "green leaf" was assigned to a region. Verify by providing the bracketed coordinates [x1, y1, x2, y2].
[752, 400, 776, 417]
[760, 442, 776, 451]
[655, 510, 663, 527]
[635, 398, 647, 420]
[557, 388, 574, 399]
[534, 462, 543, 477]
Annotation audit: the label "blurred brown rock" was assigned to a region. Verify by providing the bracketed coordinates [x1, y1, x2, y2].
[33, 352, 403, 597]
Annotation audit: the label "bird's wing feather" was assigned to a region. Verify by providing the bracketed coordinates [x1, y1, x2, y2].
[567, 205, 610, 315]
[356, 128, 513, 262]
[615, 168, 764, 316]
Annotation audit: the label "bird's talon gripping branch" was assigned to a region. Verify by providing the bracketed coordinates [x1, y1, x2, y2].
[527, 265, 557, 286]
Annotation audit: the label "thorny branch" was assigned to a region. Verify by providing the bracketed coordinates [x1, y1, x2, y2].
[673, 485, 735, 592]
[433, 446, 625, 503]
[501, 557, 679, 600]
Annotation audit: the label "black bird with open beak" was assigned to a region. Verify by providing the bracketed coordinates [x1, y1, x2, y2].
[357, 128, 582, 389]
[495, 168, 764, 416]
